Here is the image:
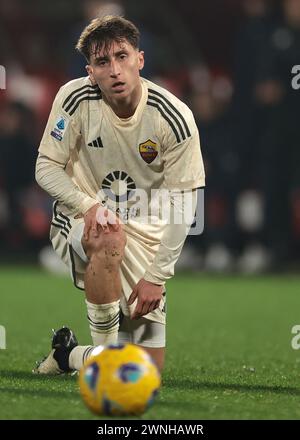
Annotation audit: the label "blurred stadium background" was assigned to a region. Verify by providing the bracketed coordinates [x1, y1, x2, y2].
[1, 0, 300, 274]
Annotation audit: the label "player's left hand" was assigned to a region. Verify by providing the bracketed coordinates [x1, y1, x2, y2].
[128, 278, 164, 320]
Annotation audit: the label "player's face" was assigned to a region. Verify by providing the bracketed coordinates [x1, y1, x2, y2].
[86, 40, 144, 103]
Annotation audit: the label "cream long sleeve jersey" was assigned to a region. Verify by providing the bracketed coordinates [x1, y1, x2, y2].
[36, 76, 205, 282]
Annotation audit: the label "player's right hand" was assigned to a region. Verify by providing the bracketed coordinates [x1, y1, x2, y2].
[83, 203, 119, 240]
[96, 205, 120, 234]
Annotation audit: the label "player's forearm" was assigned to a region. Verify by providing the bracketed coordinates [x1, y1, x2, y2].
[143, 189, 197, 285]
[35, 154, 98, 215]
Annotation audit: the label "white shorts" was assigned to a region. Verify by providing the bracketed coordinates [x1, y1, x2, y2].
[118, 314, 165, 348]
[50, 202, 167, 333]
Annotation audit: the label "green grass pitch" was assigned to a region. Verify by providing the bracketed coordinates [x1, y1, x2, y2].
[1, 266, 300, 420]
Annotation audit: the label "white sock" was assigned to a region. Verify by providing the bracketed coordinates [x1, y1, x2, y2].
[86, 299, 120, 345]
[69, 345, 105, 370]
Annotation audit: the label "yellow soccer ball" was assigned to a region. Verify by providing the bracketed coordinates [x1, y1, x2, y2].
[79, 343, 161, 416]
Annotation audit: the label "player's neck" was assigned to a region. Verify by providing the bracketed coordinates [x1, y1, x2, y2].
[104, 82, 142, 119]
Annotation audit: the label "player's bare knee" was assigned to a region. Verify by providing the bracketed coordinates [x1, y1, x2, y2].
[84, 225, 126, 254]
[85, 229, 126, 267]
[101, 230, 126, 264]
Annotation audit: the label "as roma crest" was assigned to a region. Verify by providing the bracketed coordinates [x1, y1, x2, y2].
[139, 139, 158, 164]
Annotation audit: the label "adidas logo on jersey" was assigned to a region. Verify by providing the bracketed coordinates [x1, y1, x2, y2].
[88, 137, 103, 148]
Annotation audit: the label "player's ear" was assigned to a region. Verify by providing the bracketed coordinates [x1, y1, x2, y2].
[138, 51, 144, 71]
[86, 65, 97, 85]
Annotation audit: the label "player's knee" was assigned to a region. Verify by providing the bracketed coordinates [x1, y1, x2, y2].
[86, 228, 126, 267]
[101, 229, 126, 264]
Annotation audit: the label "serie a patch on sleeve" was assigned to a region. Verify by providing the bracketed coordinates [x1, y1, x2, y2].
[50, 115, 69, 141]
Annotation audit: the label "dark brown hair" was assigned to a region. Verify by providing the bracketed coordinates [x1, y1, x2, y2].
[76, 15, 140, 62]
